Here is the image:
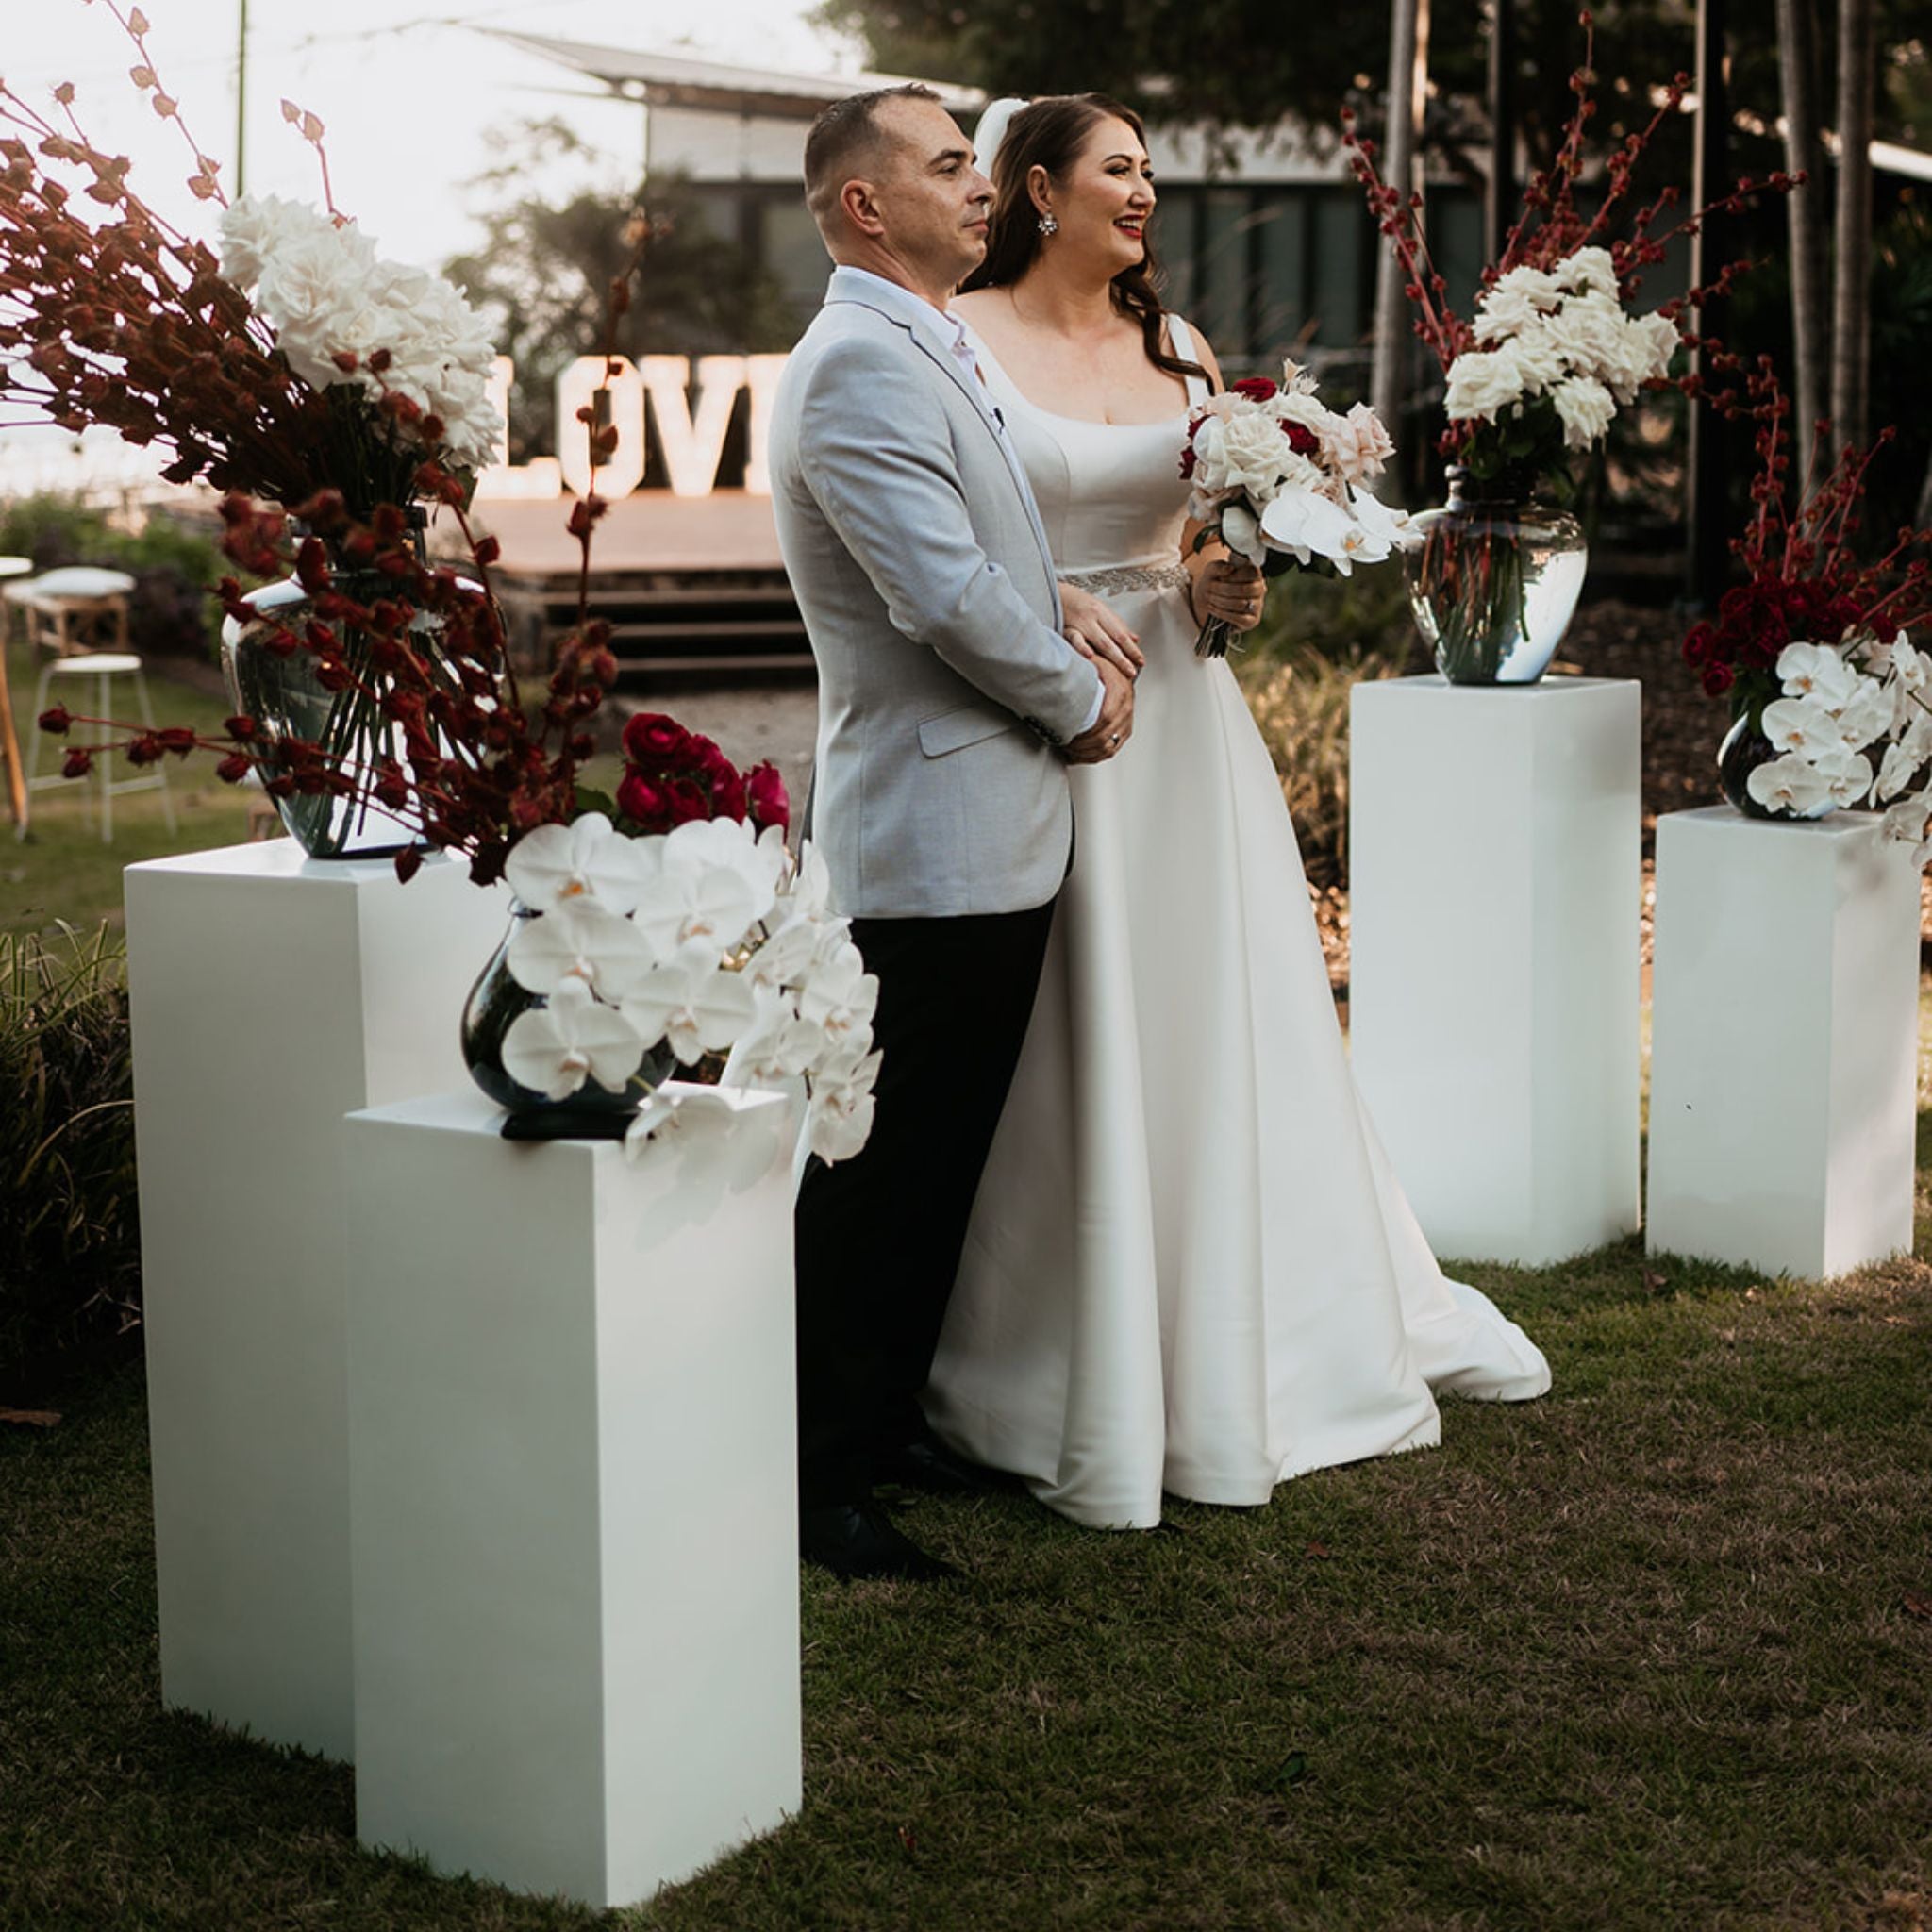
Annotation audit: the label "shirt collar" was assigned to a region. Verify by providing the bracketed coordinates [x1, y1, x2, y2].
[826, 265, 968, 359]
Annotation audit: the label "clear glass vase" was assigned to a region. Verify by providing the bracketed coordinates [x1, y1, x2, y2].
[1406, 468, 1590, 686]
[220, 569, 427, 858]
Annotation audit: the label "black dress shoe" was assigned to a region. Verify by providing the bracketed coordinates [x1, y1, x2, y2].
[874, 1431, 1015, 1499]
[799, 1502, 962, 1582]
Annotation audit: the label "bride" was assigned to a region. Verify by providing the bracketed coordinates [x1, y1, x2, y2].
[922, 93, 1552, 1529]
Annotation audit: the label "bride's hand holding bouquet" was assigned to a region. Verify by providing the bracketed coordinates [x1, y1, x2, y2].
[1179, 365, 1414, 657]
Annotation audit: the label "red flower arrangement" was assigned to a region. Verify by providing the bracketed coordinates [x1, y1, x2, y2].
[614, 712, 789, 839]
[1341, 9, 1793, 463]
[12, 6, 779, 884]
[1681, 358, 1932, 713]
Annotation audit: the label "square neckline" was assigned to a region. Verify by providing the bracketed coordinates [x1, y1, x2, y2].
[956, 311, 1208, 430]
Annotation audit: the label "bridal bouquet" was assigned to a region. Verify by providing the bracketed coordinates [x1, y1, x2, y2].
[1181, 364, 1414, 657]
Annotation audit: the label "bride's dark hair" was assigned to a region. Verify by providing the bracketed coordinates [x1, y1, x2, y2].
[960, 93, 1210, 386]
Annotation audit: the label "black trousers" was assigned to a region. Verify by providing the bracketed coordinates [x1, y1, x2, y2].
[792, 899, 1058, 1507]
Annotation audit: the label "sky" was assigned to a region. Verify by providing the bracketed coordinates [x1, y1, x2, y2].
[3, 0, 859, 270]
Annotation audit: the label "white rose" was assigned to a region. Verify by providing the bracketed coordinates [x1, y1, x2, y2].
[1505, 317, 1571, 393]
[1442, 344, 1527, 424]
[1195, 408, 1291, 500]
[1554, 246, 1619, 299]
[1551, 375, 1616, 449]
[1323, 401, 1395, 485]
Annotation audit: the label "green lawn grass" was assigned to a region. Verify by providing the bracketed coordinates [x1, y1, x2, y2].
[6, 1209, 1931, 1929]
[1, 634, 252, 941]
[5, 644, 1930, 1927]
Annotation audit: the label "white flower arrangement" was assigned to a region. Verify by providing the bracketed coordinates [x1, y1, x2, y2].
[218, 193, 501, 474]
[1442, 246, 1679, 453]
[1744, 635, 1932, 852]
[1182, 362, 1415, 588]
[495, 814, 881, 1163]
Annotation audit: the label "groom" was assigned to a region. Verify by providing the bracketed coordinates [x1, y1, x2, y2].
[772, 84, 1133, 1582]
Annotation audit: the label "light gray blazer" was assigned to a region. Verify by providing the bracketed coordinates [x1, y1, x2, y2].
[769, 269, 1104, 919]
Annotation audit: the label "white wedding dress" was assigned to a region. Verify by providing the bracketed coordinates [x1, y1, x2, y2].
[923, 315, 1552, 1529]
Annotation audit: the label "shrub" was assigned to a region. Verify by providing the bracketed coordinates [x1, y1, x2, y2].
[0, 925, 141, 1386]
[1234, 566, 1419, 889]
[0, 493, 225, 660]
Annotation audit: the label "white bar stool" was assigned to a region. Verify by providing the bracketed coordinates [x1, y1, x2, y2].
[10, 567, 175, 842]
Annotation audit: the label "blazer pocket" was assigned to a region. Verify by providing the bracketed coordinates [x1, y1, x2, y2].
[917, 705, 1020, 758]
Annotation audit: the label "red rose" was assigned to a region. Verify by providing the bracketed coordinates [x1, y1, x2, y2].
[1682, 623, 1715, 666]
[746, 760, 790, 834]
[1701, 661, 1735, 696]
[664, 777, 711, 825]
[1231, 377, 1278, 402]
[617, 771, 671, 831]
[1281, 421, 1319, 455]
[38, 705, 71, 734]
[622, 712, 691, 764]
[1179, 443, 1196, 480]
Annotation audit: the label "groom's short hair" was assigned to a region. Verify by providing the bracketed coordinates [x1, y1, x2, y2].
[804, 84, 941, 227]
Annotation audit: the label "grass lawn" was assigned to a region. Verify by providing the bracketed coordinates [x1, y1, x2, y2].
[5, 646, 1931, 1927]
[6, 1198, 1932, 1928]
[1, 633, 253, 941]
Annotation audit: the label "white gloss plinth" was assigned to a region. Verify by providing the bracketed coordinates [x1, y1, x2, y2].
[124, 841, 508, 1759]
[1349, 675, 1642, 1265]
[1646, 806, 1920, 1277]
[342, 1087, 802, 1912]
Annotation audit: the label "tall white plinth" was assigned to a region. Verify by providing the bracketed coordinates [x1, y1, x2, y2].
[1349, 675, 1641, 1265]
[343, 1087, 802, 1912]
[1647, 806, 1919, 1277]
[125, 842, 508, 1760]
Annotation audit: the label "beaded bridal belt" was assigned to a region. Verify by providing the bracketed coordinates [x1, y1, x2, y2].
[1060, 562, 1191, 597]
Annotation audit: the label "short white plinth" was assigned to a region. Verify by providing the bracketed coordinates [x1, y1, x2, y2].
[1647, 806, 1920, 1277]
[125, 842, 508, 1759]
[1349, 675, 1642, 1265]
[343, 1087, 802, 1912]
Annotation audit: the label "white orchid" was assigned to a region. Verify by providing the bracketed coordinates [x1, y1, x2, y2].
[798, 941, 880, 1046]
[1775, 641, 1860, 707]
[504, 813, 650, 918]
[505, 900, 657, 1001]
[499, 979, 646, 1102]
[621, 942, 760, 1065]
[629, 840, 762, 961]
[1760, 694, 1844, 758]
[1220, 500, 1267, 570]
[724, 983, 833, 1084]
[1814, 745, 1875, 809]
[1259, 489, 1360, 571]
[807, 1041, 884, 1163]
[1832, 677, 1895, 752]
[1746, 753, 1834, 818]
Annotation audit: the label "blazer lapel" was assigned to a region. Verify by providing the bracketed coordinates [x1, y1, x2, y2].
[824, 282, 1062, 609]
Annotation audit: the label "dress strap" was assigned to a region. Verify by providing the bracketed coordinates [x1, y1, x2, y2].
[1165, 314, 1212, 406]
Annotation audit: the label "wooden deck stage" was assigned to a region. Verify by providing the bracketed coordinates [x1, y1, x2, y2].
[466, 491, 783, 577]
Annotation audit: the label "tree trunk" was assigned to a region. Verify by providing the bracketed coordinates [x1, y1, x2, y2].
[1370, 0, 1431, 501]
[1831, 0, 1876, 458]
[1687, 0, 1732, 605]
[1775, 0, 1827, 450]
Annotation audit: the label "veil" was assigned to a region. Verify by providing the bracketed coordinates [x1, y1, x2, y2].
[974, 96, 1031, 183]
